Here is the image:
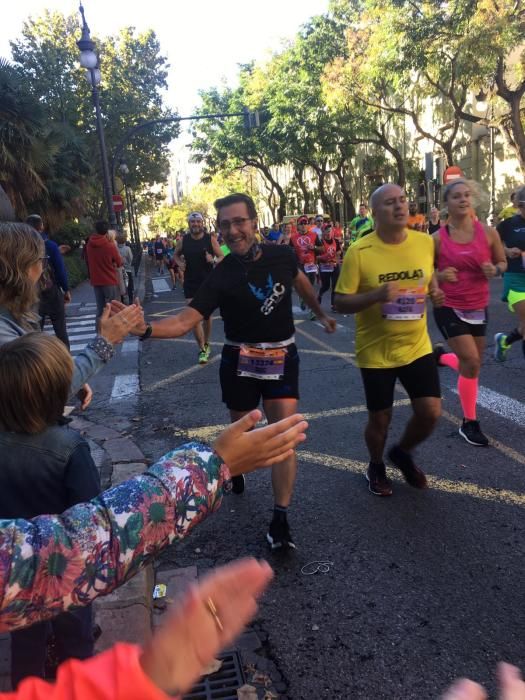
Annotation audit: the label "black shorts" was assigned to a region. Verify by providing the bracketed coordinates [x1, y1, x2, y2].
[219, 344, 300, 411]
[360, 353, 441, 412]
[433, 306, 488, 339]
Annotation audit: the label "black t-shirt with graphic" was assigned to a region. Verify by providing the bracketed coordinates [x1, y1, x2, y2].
[190, 246, 298, 343]
[497, 214, 525, 273]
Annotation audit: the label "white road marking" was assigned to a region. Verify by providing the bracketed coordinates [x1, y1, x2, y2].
[66, 333, 96, 342]
[110, 373, 140, 401]
[152, 278, 171, 293]
[443, 380, 525, 427]
[144, 355, 220, 392]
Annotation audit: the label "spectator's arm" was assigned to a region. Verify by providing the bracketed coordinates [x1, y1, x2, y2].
[0, 443, 228, 632]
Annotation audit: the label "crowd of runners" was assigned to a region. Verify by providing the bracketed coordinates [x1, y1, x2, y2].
[118, 180, 525, 541]
[0, 177, 524, 698]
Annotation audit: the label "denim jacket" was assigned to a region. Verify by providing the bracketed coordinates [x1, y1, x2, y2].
[0, 305, 111, 395]
[0, 423, 100, 519]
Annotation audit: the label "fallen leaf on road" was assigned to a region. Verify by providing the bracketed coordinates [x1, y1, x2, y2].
[237, 685, 258, 700]
[312, 624, 319, 631]
[202, 658, 223, 675]
[252, 670, 271, 686]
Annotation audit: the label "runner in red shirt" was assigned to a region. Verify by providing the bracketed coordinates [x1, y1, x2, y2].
[316, 222, 342, 310]
[290, 216, 320, 316]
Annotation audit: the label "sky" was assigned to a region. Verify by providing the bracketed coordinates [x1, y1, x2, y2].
[1, 0, 329, 116]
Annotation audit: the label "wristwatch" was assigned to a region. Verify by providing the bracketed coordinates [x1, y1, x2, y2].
[139, 324, 153, 342]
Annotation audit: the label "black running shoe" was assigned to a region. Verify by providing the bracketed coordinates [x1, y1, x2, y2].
[365, 462, 393, 496]
[388, 445, 428, 489]
[266, 517, 296, 550]
[231, 474, 245, 494]
[459, 419, 489, 446]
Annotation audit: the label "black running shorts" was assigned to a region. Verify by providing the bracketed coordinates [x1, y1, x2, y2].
[360, 353, 441, 412]
[433, 306, 488, 339]
[219, 344, 300, 411]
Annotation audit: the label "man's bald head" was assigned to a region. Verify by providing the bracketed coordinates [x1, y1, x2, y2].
[370, 183, 408, 233]
[370, 184, 404, 212]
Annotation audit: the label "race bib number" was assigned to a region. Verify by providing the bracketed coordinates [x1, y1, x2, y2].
[453, 308, 486, 324]
[303, 263, 318, 274]
[237, 346, 286, 380]
[320, 263, 335, 273]
[382, 287, 426, 320]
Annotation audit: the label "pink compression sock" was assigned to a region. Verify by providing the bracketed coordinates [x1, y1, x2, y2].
[457, 375, 478, 421]
[439, 353, 459, 371]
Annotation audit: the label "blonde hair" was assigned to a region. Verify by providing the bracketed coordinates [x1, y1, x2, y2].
[0, 333, 73, 434]
[0, 222, 44, 322]
[107, 230, 117, 243]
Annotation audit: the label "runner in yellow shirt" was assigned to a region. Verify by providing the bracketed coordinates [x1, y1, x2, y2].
[335, 183, 444, 497]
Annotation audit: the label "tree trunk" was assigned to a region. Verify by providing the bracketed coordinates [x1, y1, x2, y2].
[248, 160, 287, 220]
[334, 163, 355, 220]
[313, 163, 334, 218]
[501, 94, 525, 176]
[294, 164, 310, 213]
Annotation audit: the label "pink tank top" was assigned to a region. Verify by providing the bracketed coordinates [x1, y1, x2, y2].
[437, 220, 490, 309]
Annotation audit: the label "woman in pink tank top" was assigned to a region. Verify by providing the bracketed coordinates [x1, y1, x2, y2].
[432, 180, 506, 447]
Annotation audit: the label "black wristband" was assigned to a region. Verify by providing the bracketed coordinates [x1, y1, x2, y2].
[139, 324, 153, 342]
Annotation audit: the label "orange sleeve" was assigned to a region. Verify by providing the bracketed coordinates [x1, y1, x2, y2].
[4, 644, 173, 700]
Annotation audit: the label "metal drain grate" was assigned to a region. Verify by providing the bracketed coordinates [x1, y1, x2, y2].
[182, 650, 246, 699]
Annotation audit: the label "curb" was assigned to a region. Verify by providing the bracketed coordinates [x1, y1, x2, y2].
[69, 415, 153, 654]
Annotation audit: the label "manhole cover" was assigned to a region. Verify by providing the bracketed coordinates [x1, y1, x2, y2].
[182, 650, 245, 699]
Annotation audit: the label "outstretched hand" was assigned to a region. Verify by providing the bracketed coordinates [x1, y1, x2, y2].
[140, 558, 273, 695]
[99, 303, 145, 345]
[442, 663, 525, 700]
[213, 410, 308, 476]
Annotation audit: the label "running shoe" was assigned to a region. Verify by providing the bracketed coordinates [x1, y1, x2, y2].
[459, 419, 489, 446]
[365, 462, 393, 496]
[231, 474, 245, 494]
[309, 310, 317, 321]
[203, 343, 211, 361]
[433, 343, 446, 366]
[266, 516, 296, 550]
[494, 333, 509, 362]
[387, 445, 428, 489]
[198, 347, 208, 364]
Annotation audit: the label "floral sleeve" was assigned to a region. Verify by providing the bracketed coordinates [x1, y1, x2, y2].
[0, 442, 230, 632]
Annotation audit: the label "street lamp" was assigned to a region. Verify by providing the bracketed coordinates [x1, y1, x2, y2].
[77, 3, 117, 228]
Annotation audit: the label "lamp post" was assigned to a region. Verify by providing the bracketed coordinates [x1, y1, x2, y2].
[77, 3, 117, 228]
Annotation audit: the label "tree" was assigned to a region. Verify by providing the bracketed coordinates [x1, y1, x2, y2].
[191, 78, 289, 219]
[10, 11, 179, 220]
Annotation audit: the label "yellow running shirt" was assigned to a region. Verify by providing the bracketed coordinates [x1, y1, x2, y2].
[335, 229, 434, 368]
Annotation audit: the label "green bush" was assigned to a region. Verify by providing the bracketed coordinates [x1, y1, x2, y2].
[63, 250, 88, 289]
[55, 221, 91, 249]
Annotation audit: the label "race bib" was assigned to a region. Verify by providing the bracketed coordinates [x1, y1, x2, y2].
[320, 263, 335, 273]
[382, 287, 426, 320]
[453, 308, 486, 324]
[237, 346, 286, 380]
[303, 263, 318, 274]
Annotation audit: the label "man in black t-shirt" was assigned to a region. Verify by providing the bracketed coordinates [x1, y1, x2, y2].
[173, 212, 224, 364]
[494, 186, 525, 362]
[135, 193, 336, 551]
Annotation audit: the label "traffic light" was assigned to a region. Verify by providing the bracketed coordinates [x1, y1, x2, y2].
[243, 107, 260, 133]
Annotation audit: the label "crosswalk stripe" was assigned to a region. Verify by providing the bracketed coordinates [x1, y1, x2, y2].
[67, 333, 96, 342]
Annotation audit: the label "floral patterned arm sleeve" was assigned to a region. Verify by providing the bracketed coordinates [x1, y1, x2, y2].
[0, 442, 230, 632]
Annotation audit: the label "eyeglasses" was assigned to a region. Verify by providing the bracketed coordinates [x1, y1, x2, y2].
[218, 217, 253, 233]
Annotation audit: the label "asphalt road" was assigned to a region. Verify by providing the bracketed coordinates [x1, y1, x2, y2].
[89, 259, 525, 699]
